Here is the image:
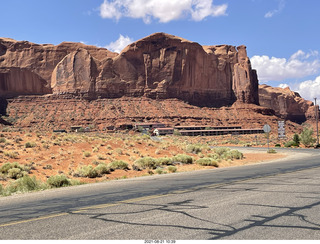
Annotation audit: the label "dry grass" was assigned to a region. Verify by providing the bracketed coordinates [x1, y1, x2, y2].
[0, 130, 286, 189]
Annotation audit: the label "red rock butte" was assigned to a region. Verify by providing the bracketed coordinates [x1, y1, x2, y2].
[0, 33, 318, 130]
[0, 33, 259, 107]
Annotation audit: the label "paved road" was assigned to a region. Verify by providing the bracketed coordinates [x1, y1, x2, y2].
[0, 148, 320, 239]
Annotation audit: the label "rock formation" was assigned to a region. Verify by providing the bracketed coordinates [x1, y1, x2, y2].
[0, 37, 117, 98]
[88, 33, 259, 106]
[259, 84, 317, 123]
[1, 33, 259, 107]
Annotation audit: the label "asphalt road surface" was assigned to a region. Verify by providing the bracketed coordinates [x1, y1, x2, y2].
[0, 148, 320, 240]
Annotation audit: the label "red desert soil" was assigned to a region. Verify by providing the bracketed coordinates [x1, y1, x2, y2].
[0, 130, 288, 188]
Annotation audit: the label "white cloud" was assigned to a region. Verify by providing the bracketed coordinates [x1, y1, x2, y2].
[105, 34, 134, 53]
[99, 0, 228, 23]
[264, 0, 285, 18]
[251, 50, 320, 82]
[294, 76, 320, 101]
[278, 83, 289, 89]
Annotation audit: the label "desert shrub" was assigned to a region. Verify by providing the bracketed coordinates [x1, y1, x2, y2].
[53, 140, 61, 146]
[25, 141, 37, 148]
[7, 168, 27, 179]
[47, 175, 72, 188]
[155, 167, 167, 174]
[4, 175, 46, 195]
[0, 137, 6, 143]
[213, 147, 230, 156]
[208, 148, 243, 161]
[83, 151, 92, 157]
[213, 148, 243, 161]
[3, 151, 19, 159]
[172, 154, 193, 164]
[74, 165, 98, 178]
[0, 162, 30, 179]
[44, 164, 53, 170]
[229, 150, 244, 160]
[284, 141, 295, 148]
[300, 127, 316, 147]
[207, 153, 221, 161]
[155, 157, 173, 166]
[95, 163, 110, 175]
[0, 162, 15, 174]
[167, 166, 177, 173]
[108, 160, 129, 170]
[133, 157, 158, 170]
[275, 143, 281, 147]
[293, 133, 300, 146]
[185, 144, 202, 154]
[141, 134, 151, 140]
[97, 154, 107, 160]
[195, 158, 219, 167]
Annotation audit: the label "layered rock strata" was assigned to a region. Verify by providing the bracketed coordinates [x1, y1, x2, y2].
[259, 84, 318, 123]
[1, 33, 259, 106]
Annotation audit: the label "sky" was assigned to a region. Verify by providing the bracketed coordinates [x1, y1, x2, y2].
[1, 0, 320, 102]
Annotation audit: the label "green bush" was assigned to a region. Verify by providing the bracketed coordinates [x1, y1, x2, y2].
[74, 165, 98, 178]
[7, 168, 27, 179]
[3, 151, 19, 159]
[284, 141, 295, 148]
[300, 127, 316, 147]
[213, 147, 230, 156]
[155, 157, 173, 166]
[0, 162, 30, 179]
[133, 157, 158, 170]
[108, 160, 129, 170]
[0, 137, 6, 143]
[207, 153, 221, 161]
[172, 154, 193, 164]
[155, 167, 167, 174]
[167, 166, 177, 173]
[229, 150, 244, 160]
[186, 144, 202, 154]
[83, 151, 92, 157]
[195, 158, 219, 167]
[211, 148, 243, 161]
[95, 163, 110, 175]
[47, 175, 72, 188]
[25, 141, 37, 148]
[293, 133, 300, 146]
[4, 175, 46, 195]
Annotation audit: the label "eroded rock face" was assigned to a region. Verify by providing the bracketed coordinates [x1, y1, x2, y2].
[259, 84, 317, 123]
[105, 33, 259, 106]
[51, 49, 98, 95]
[0, 67, 51, 97]
[0, 37, 117, 98]
[1, 33, 259, 107]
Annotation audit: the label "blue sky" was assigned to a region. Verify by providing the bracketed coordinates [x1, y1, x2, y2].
[1, 0, 320, 101]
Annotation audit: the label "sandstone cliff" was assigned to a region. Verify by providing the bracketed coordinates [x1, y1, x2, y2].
[0, 37, 117, 98]
[259, 84, 317, 123]
[1, 33, 259, 107]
